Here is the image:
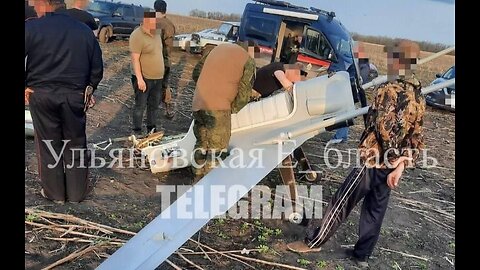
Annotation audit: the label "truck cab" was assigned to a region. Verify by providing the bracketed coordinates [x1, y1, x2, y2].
[239, 0, 363, 103]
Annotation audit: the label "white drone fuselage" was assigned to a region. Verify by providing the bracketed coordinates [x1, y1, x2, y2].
[142, 71, 356, 174]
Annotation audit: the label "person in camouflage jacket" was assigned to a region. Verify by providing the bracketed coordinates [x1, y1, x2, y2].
[287, 40, 426, 269]
[190, 43, 256, 182]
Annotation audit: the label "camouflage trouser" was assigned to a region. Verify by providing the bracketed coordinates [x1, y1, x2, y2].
[192, 110, 231, 179]
[162, 58, 172, 103]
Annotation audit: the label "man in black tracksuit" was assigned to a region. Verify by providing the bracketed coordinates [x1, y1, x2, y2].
[25, 0, 103, 203]
[61, 0, 98, 31]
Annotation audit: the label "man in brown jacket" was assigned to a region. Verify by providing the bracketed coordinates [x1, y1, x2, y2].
[191, 43, 256, 181]
[154, 0, 176, 119]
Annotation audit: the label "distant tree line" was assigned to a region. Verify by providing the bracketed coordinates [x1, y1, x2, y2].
[351, 33, 454, 55]
[189, 9, 241, 22]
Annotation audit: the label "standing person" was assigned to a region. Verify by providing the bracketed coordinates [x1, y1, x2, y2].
[62, 0, 98, 31]
[154, 0, 176, 119]
[25, 0, 103, 203]
[287, 40, 425, 269]
[129, 11, 165, 134]
[191, 43, 256, 182]
[329, 42, 377, 144]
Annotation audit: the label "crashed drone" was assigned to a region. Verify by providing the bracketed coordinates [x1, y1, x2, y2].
[94, 46, 455, 269]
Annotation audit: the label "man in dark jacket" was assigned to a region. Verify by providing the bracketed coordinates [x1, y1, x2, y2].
[62, 0, 98, 31]
[25, 0, 103, 203]
[154, 0, 176, 119]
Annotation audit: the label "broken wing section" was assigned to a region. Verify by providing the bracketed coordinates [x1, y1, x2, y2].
[97, 135, 310, 270]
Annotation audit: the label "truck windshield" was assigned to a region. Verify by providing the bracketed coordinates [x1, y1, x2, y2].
[217, 23, 232, 36]
[329, 34, 353, 61]
[321, 22, 354, 64]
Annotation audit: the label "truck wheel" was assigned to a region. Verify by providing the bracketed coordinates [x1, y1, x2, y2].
[99, 27, 112, 43]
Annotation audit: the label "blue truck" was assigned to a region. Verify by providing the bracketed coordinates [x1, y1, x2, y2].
[238, 0, 365, 109]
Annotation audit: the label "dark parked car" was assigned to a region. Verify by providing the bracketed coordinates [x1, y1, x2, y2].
[87, 0, 145, 43]
[425, 65, 455, 112]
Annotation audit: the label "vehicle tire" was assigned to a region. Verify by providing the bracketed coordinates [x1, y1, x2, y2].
[98, 27, 112, 43]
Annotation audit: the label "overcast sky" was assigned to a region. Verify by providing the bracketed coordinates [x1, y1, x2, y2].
[121, 0, 455, 45]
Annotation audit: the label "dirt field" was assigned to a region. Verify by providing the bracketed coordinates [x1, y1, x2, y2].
[25, 33, 455, 269]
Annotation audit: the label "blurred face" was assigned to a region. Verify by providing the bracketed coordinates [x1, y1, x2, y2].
[385, 41, 420, 78]
[143, 12, 166, 34]
[143, 17, 156, 30]
[247, 46, 261, 59]
[75, 0, 89, 9]
[143, 12, 158, 33]
[29, 0, 55, 17]
[285, 68, 301, 82]
[386, 51, 417, 77]
[247, 46, 255, 58]
[353, 42, 367, 60]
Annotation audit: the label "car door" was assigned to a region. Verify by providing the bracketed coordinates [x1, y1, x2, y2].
[227, 25, 239, 41]
[133, 6, 143, 30]
[296, 27, 335, 74]
[111, 5, 134, 35]
[441, 66, 455, 109]
[121, 5, 136, 34]
[442, 66, 455, 94]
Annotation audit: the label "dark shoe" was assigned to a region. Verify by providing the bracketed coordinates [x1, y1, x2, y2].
[165, 103, 175, 119]
[71, 182, 94, 203]
[286, 240, 322, 253]
[345, 249, 369, 269]
[40, 189, 65, 205]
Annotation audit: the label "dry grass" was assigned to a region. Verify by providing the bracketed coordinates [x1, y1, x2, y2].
[352, 33, 454, 55]
[169, 14, 223, 34]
